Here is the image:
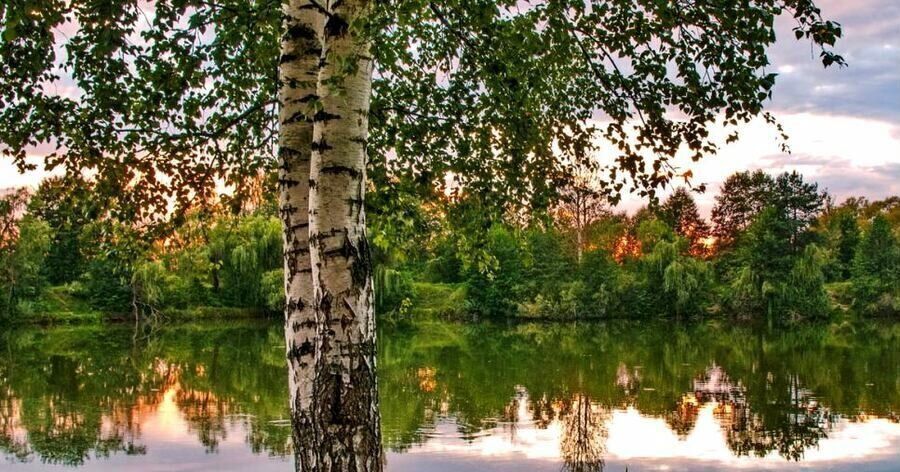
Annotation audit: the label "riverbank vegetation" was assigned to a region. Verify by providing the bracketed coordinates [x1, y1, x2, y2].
[1, 169, 898, 325]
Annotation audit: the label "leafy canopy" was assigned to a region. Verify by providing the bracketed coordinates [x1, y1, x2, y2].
[1, 0, 843, 219]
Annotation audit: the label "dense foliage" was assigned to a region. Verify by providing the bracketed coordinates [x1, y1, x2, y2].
[2, 169, 898, 324]
[1, 0, 843, 222]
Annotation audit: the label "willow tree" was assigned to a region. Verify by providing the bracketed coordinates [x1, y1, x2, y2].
[1, 0, 842, 470]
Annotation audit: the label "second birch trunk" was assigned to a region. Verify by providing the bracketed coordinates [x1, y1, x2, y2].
[307, 0, 381, 469]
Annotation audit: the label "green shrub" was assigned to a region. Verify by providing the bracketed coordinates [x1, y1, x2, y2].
[261, 269, 285, 314]
[375, 266, 415, 315]
[0, 216, 51, 319]
[410, 282, 467, 318]
[851, 215, 899, 316]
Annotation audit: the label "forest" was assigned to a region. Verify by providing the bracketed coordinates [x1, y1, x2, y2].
[2, 168, 898, 325]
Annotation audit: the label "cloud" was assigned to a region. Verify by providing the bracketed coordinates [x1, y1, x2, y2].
[755, 153, 835, 167]
[767, 0, 900, 123]
[872, 162, 900, 181]
[814, 161, 900, 201]
[616, 112, 900, 216]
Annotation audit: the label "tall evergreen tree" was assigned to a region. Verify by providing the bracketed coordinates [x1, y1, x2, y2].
[834, 210, 861, 279]
[712, 171, 826, 250]
[851, 215, 900, 315]
[711, 171, 775, 247]
[771, 171, 827, 250]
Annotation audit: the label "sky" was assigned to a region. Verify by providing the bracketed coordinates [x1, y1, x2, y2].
[2, 0, 899, 216]
[616, 0, 900, 215]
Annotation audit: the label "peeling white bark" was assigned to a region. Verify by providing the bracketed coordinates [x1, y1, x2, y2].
[305, 0, 382, 469]
[278, 0, 323, 461]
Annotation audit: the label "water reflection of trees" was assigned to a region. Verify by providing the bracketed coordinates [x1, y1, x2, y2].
[0, 345, 164, 466]
[560, 394, 608, 472]
[724, 374, 835, 461]
[378, 320, 899, 462]
[0, 320, 896, 466]
[0, 323, 293, 465]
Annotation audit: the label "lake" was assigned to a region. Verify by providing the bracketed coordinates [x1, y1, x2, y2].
[0, 319, 897, 471]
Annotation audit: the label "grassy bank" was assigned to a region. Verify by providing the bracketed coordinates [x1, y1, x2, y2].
[7, 284, 275, 326]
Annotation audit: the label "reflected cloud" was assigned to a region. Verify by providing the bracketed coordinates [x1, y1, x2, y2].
[1, 321, 898, 471]
[389, 369, 900, 471]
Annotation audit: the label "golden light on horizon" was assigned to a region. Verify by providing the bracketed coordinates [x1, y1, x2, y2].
[613, 233, 641, 263]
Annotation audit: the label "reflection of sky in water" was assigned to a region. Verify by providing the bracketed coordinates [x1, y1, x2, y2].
[1, 384, 292, 472]
[7, 385, 898, 471]
[388, 396, 900, 472]
[385, 361, 900, 471]
[1, 321, 898, 471]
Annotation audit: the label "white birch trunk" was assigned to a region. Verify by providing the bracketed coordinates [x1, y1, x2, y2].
[306, 0, 382, 469]
[576, 195, 584, 264]
[277, 1, 324, 468]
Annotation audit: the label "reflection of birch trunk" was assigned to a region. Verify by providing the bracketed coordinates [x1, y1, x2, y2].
[560, 394, 607, 472]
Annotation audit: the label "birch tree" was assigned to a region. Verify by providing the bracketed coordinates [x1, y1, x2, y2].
[1, 1, 845, 470]
[277, 1, 325, 467]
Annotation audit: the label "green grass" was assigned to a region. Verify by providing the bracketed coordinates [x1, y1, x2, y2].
[9, 284, 276, 325]
[409, 282, 467, 318]
[161, 306, 272, 321]
[16, 284, 104, 324]
[825, 281, 853, 312]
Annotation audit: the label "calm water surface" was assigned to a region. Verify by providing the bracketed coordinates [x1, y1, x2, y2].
[0, 319, 898, 471]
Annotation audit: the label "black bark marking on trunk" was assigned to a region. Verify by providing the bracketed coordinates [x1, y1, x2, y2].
[280, 53, 301, 64]
[347, 197, 364, 216]
[278, 146, 307, 160]
[311, 140, 333, 152]
[340, 300, 355, 328]
[278, 178, 302, 188]
[329, 371, 343, 425]
[289, 339, 316, 359]
[283, 109, 311, 125]
[285, 23, 318, 41]
[291, 318, 316, 332]
[286, 297, 306, 313]
[324, 15, 349, 38]
[296, 93, 318, 103]
[320, 165, 361, 179]
[351, 235, 372, 290]
[287, 242, 311, 253]
[312, 109, 342, 123]
[319, 290, 333, 317]
[279, 204, 301, 216]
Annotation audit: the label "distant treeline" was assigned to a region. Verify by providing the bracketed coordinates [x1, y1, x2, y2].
[1, 170, 898, 323]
